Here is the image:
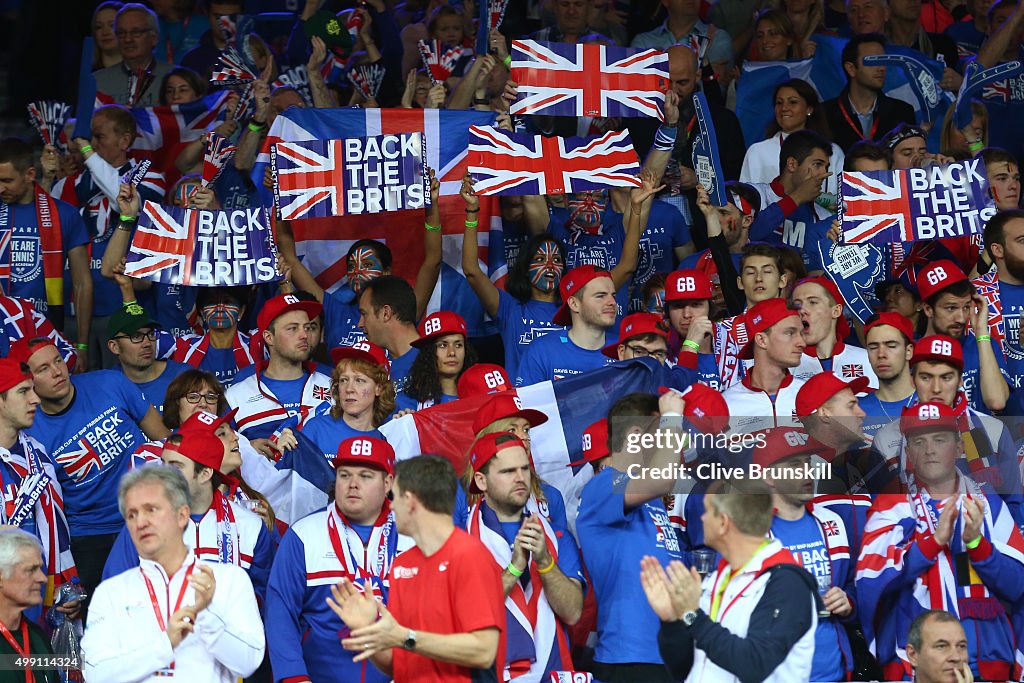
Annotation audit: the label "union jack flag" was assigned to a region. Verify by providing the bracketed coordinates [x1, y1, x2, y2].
[972, 269, 1005, 347]
[840, 170, 914, 244]
[822, 520, 840, 537]
[210, 46, 257, 86]
[842, 364, 864, 378]
[131, 92, 232, 171]
[313, 385, 331, 401]
[272, 140, 346, 220]
[123, 201, 198, 282]
[55, 439, 105, 482]
[468, 126, 641, 196]
[509, 40, 669, 120]
[982, 79, 1011, 103]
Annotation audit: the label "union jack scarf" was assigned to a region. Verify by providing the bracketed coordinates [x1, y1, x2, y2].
[327, 501, 397, 601]
[468, 497, 573, 681]
[173, 331, 255, 374]
[211, 489, 239, 565]
[972, 268, 1004, 347]
[0, 295, 77, 368]
[715, 312, 748, 389]
[0, 433, 76, 604]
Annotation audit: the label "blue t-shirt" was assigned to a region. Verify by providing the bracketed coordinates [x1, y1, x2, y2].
[515, 331, 616, 386]
[141, 283, 197, 339]
[494, 508, 585, 588]
[299, 413, 384, 460]
[260, 376, 308, 416]
[576, 467, 682, 665]
[214, 163, 260, 210]
[772, 513, 844, 683]
[201, 346, 245, 388]
[496, 290, 562, 381]
[120, 360, 192, 413]
[858, 391, 916, 437]
[28, 371, 151, 535]
[945, 20, 986, 61]
[629, 200, 691, 310]
[389, 348, 419, 395]
[393, 392, 457, 413]
[960, 333, 1008, 413]
[548, 207, 630, 317]
[3, 199, 90, 316]
[998, 280, 1024, 391]
[323, 285, 365, 349]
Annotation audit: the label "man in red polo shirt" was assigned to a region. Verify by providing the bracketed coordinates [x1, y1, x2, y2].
[325, 455, 504, 683]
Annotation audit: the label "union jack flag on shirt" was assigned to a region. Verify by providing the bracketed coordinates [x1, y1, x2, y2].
[842, 364, 864, 378]
[840, 170, 914, 244]
[509, 40, 669, 120]
[822, 520, 840, 537]
[468, 126, 641, 196]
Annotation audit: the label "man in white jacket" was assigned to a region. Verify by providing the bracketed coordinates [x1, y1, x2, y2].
[81, 465, 264, 682]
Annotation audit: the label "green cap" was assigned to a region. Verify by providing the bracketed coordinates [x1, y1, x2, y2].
[107, 303, 159, 339]
[304, 10, 354, 51]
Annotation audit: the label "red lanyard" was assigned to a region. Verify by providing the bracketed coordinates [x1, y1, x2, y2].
[141, 562, 195, 632]
[327, 507, 382, 582]
[0, 619, 33, 683]
[837, 98, 878, 141]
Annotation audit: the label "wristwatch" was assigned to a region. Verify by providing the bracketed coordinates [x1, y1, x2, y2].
[402, 629, 417, 650]
[682, 609, 701, 626]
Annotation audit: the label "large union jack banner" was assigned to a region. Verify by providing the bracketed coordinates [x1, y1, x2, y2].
[509, 40, 668, 120]
[467, 126, 641, 196]
[839, 162, 996, 245]
[271, 133, 427, 220]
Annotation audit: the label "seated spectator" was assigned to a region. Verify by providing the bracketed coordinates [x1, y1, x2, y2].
[944, 0, 991, 59]
[81, 466, 265, 681]
[106, 303, 191, 412]
[296, 342, 394, 460]
[158, 66, 206, 105]
[857, 401, 1024, 681]
[641, 480, 818, 683]
[885, 0, 961, 89]
[171, 286, 256, 388]
[747, 8, 808, 61]
[399, 312, 475, 412]
[632, 0, 733, 66]
[92, 1, 123, 70]
[94, 3, 174, 106]
[884, 123, 956, 169]
[741, 79, 846, 197]
[823, 33, 916, 152]
[0, 530, 62, 681]
[528, 0, 612, 44]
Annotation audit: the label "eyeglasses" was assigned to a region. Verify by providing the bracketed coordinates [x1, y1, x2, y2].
[113, 329, 158, 343]
[115, 28, 154, 39]
[184, 392, 220, 405]
[626, 344, 668, 361]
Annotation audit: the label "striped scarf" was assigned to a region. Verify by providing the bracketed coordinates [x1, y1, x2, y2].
[174, 330, 254, 374]
[468, 497, 572, 682]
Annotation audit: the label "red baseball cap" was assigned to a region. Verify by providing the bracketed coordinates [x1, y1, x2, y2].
[332, 436, 395, 475]
[257, 293, 323, 333]
[864, 312, 915, 344]
[916, 260, 968, 302]
[179, 408, 238, 435]
[900, 402, 960, 437]
[471, 391, 548, 435]
[911, 335, 964, 371]
[468, 432, 528, 492]
[331, 341, 390, 373]
[457, 363, 511, 398]
[793, 276, 851, 339]
[659, 383, 731, 434]
[568, 418, 609, 467]
[163, 429, 228, 474]
[411, 311, 467, 348]
[795, 372, 871, 418]
[665, 269, 714, 302]
[8, 337, 58, 366]
[0, 358, 31, 394]
[601, 313, 669, 358]
[738, 298, 801, 360]
[753, 427, 827, 468]
[552, 265, 613, 326]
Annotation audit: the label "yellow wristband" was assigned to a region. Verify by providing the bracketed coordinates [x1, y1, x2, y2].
[537, 558, 556, 574]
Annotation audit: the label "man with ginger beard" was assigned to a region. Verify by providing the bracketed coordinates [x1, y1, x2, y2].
[791, 276, 878, 388]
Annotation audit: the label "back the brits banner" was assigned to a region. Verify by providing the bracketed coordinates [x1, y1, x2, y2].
[840, 159, 997, 245]
[125, 202, 279, 286]
[271, 132, 429, 220]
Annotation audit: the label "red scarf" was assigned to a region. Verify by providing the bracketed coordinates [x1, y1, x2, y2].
[0, 185, 64, 318]
[175, 330, 254, 373]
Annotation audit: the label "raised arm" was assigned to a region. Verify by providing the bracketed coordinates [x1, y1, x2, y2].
[414, 168, 443, 320]
[460, 173, 501, 317]
[275, 219, 325, 302]
[611, 169, 663, 290]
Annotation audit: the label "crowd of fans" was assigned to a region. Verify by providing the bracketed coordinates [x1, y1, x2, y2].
[0, 0, 1024, 681]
